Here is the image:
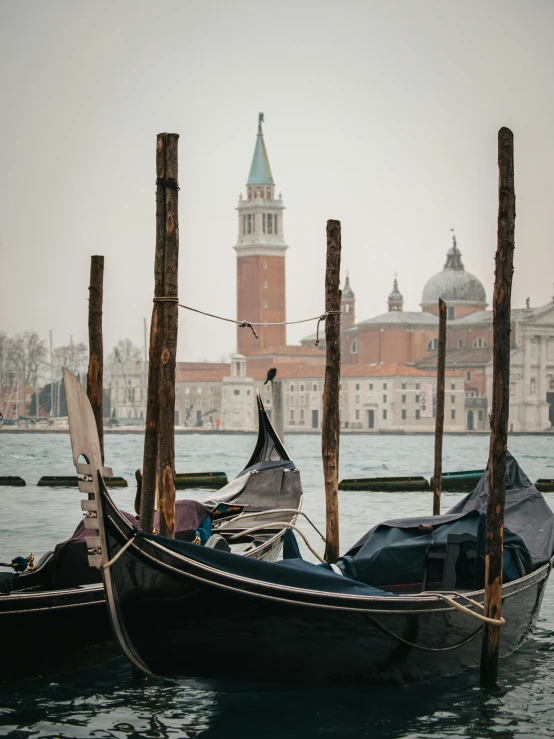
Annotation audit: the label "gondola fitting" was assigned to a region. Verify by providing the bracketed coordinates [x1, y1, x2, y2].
[0, 369, 302, 681]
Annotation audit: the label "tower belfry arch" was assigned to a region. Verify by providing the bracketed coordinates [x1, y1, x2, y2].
[234, 114, 288, 355]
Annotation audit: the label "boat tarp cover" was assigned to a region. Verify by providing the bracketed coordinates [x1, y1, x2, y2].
[140, 528, 391, 597]
[339, 452, 554, 588]
[49, 500, 211, 589]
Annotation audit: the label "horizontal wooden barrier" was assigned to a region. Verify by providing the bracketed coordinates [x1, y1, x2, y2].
[37, 476, 128, 488]
[430, 470, 485, 493]
[175, 472, 229, 490]
[0, 476, 26, 487]
[536, 479, 554, 493]
[339, 476, 430, 492]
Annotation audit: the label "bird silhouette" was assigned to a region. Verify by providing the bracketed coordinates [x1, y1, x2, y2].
[264, 367, 277, 385]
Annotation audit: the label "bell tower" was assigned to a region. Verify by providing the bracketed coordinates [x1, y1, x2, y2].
[234, 114, 288, 355]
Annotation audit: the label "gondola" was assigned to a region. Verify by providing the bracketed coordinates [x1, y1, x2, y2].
[0, 370, 302, 681]
[88, 411, 554, 683]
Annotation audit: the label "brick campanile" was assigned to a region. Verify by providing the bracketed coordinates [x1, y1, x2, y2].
[234, 114, 288, 355]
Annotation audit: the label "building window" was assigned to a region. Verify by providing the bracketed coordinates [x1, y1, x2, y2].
[242, 215, 246, 234]
[369, 383, 373, 391]
[290, 396, 295, 405]
[290, 409, 295, 420]
[356, 395, 360, 404]
[266, 187, 271, 198]
[427, 338, 439, 350]
[415, 409, 420, 420]
[401, 394, 406, 403]
[267, 213, 273, 234]
[466, 371, 471, 381]
[478, 410, 484, 422]
[473, 338, 487, 348]
[263, 261, 268, 269]
[197, 387, 202, 394]
[355, 409, 360, 420]
[262, 213, 266, 233]
[350, 339, 358, 354]
[263, 281, 268, 288]
[451, 409, 456, 420]
[451, 383, 455, 390]
[176, 386, 180, 394]
[313, 383, 318, 391]
[290, 384, 295, 392]
[383, 395, 387, 403]
[263, 301, 268, 309]
[234, 389, 240, 396]
[402, 382, 406, 390]
[383, 409, 387, 420]
[274, 215, 278, 233]
[300, 384, 305, 391]
[383, 383, 387, 390]
[300, 409, 304, 421]
[415, 394, 420, 403]
[247, 214, 253, 234]
[416, 382, 420, 390]
[458, 339, 463, 348]
[355, 384, 360, 391]
[448, 306, 455, 320]
[300, 395, 305, 406]
[402, 408, 407, 420]
[210, 386, 213, 394]
[451, 395, 455, 403]
[248, 187, 252, 199]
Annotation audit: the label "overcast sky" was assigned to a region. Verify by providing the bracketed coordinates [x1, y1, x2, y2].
[1, 0, 553, 362]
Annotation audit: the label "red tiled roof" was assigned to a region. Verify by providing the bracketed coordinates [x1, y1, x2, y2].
[245, 345, 325, 357]
[176, 368, 230, 383]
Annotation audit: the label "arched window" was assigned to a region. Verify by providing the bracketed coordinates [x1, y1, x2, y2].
[427, 338, 439, 350]
[473, 338, 487, 348]
[350, 339, 358, 354]
[448, 306, 455, 320]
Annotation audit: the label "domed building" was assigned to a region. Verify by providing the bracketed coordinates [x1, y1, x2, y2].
[421, 235, 487, 318]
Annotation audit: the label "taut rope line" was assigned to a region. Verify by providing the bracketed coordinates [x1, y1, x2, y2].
[152, 298, 340, 345]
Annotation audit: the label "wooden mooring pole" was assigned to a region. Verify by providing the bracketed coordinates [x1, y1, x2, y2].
[271, 379, 284, 440]
[480, 127, 516, 686]
[140, 133, 180, 537]
[432, 297, 447, 515]
[322, 220, 341, 563]
[87, 255, 104, 463]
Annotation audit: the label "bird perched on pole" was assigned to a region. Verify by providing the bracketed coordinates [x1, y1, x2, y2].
[264, 367, 277, 385]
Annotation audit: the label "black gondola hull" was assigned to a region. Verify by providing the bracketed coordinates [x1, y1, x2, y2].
[104, 500, 551, 685]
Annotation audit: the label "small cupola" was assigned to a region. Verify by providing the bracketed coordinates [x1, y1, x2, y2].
[388, 276, 404, 312]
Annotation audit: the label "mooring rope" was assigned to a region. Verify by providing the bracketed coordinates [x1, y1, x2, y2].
[99, 531, 141, 570]
[228, 521, 326, 563]
[152, 297, 340, 345]
[228, 508, 327, 542]
[364, 613, 483, 652]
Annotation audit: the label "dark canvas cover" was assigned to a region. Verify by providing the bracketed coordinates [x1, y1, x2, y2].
[339, 453, 554, 588]
[49, 500, 211, 589]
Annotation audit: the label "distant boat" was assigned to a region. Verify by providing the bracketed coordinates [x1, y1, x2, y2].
[0, 371, 302, 680]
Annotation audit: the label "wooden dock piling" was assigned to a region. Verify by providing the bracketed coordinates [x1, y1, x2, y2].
[480, 127, 516, 686]
[322, 220, 341, 563]
[271, 379, 284, 440]
[140, 134, 180, 537]
[87, 255, 104, 463]
[433, 297, 446, 515]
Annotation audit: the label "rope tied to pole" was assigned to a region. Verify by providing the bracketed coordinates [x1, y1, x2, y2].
[155, 178, 180, 191]
[174, 303, 340, 343]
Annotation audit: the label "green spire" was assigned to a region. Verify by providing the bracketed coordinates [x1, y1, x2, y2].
[247, 113, 274, 185]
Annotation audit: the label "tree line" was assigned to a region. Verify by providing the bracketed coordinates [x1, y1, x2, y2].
[0, 331, 143, 416]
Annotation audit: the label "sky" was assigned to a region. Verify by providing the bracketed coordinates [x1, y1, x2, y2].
[1, 0, 553, 362]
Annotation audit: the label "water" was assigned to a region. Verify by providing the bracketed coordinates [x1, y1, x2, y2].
[0, 432, 553, 738]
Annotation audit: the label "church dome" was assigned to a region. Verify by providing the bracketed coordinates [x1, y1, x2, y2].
[421, 237, 486, 308]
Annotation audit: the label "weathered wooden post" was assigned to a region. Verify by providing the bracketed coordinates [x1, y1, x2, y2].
[271, 379, 284, 440]
[322, 220, 341, 563]
[480, 127, 516, 686]
[140, 133, 180, 537]
[87, 255, 104, 463]
[433, 297, 447, 515]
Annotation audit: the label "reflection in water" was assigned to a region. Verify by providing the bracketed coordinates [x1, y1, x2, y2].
[0, 620, 553, 738]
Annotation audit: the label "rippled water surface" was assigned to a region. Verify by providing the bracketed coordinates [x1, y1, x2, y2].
[0, 432, 553, 738]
